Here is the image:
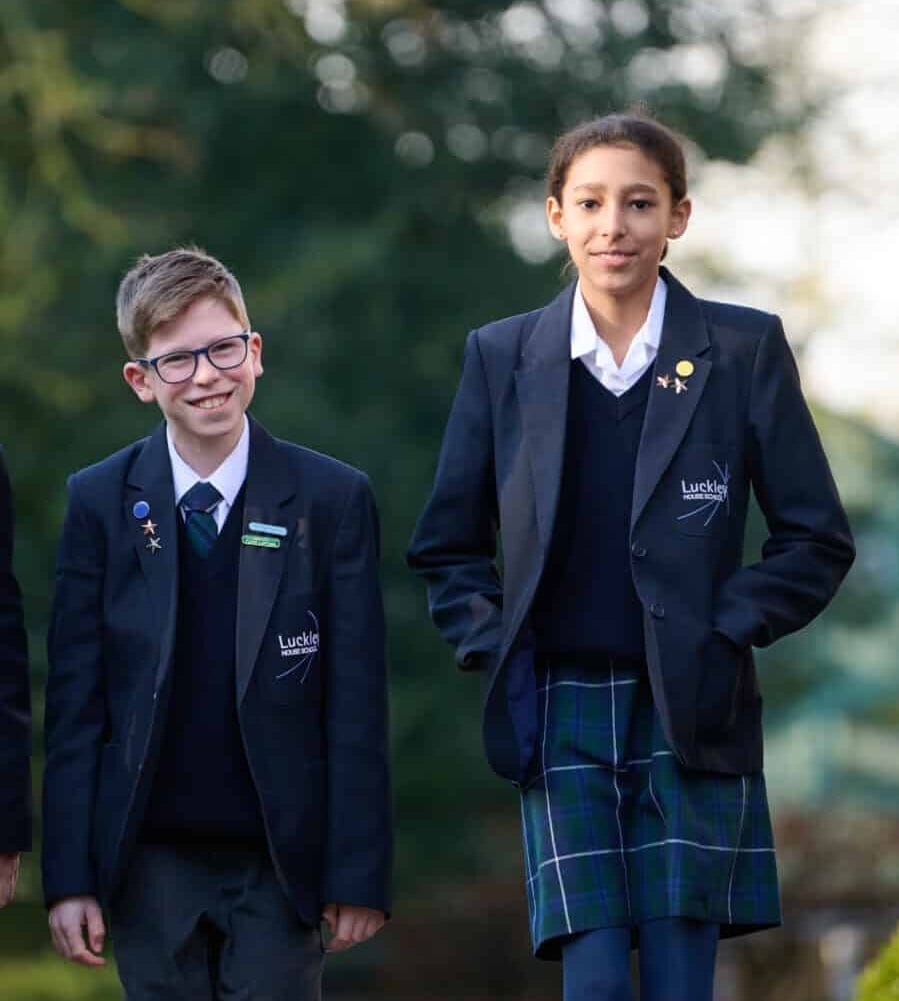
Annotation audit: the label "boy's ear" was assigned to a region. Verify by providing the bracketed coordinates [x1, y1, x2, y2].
[122, 361, 157, 403]
[248, 331, 263, 377]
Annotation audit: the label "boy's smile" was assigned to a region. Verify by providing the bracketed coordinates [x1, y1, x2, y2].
[123, 296, 263, 475]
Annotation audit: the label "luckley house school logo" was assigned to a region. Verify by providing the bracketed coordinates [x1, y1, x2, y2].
[276, 610, 320, 682]
[677, 460, 731, 528]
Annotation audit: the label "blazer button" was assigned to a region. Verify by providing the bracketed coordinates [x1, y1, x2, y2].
[631, 542, 647, 558]
[650, 602, 665, 619]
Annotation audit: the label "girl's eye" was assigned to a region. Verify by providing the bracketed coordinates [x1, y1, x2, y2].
[580, 199, 599, 210]
[631, 199, 653, 210]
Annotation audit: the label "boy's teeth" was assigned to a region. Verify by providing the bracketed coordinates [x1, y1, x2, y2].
[196, 395, 226, 409]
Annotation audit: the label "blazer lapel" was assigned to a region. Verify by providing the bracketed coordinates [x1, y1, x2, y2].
[124, 424, 179, 688]
[515, 282, 575, 551]
[235, 419, 297, 705]
[632, 269, 712, 528]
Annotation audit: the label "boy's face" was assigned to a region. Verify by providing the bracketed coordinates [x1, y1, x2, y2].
[123, 296, 263, 464]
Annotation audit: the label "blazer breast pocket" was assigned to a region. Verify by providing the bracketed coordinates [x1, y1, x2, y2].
[672, 443, 738, 539]
[258, 590, 323, 706]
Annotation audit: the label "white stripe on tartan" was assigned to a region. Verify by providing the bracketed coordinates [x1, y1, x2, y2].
[519, 795, 539, 943]
[539, 677, 640, 693]
[542, 663, 572, 933]
[526, 838, 775, 884]
[727, 776, 748, 924]
[610, 663, 632, 918]
[648, 771, 665, 823]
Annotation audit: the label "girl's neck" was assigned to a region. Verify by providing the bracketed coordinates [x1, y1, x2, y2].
[581, 279, 657, 367]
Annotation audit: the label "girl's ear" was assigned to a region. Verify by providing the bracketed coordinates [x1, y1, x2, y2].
[546, 196, 566, 241]
[122, 361, 157, 403]
[668, 197, 692, 240]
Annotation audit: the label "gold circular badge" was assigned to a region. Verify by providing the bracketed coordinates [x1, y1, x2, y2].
[675, 360, 694, 378]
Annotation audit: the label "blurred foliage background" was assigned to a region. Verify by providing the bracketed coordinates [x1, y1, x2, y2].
[1, 0, 896, 998]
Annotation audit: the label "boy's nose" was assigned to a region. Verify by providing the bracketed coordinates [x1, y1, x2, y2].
[192, 353, 219, 383]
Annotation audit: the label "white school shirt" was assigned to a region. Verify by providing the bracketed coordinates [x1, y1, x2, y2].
[167, 416, 250, 531]
[570, 277, 667, 396]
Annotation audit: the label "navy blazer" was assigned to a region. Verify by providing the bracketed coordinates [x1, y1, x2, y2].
[408, 269, 854, 781]
[42, 418, 391, 921]
[0, 448, 30, 853]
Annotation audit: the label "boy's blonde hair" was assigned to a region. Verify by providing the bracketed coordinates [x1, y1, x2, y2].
[116, 246, 249, 358]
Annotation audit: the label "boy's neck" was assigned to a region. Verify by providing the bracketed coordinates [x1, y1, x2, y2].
[581, 279, 656, 368]
[169, 426, 243, 479]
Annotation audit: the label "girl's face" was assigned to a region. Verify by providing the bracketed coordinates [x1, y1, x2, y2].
[546, 143, 691, 307]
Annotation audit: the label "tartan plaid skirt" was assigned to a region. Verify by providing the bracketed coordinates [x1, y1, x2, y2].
[518, 655, 781, 959]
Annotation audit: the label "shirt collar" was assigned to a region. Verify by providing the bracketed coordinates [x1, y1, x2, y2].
[167, 416, 250, 509]
[570, 275, 667, 376]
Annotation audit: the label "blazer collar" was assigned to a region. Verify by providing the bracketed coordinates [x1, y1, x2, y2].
[631, 267, 712, 527]
[125, 423, 179, 687]
[236, 417, 299, 703]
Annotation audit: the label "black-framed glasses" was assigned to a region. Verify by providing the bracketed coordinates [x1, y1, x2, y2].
[137, 332, 251, 384]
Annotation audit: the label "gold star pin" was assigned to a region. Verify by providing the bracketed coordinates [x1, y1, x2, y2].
[656, 374, 671, 389]
[141, 519, 158, 536]
[674, 377, 688, 394]
[675, 359, 694, 378]
[145, 537, 162, 554]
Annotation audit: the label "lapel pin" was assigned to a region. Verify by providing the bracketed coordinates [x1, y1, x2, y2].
[145, 536, 163, 554]
[141, 519, 158, 536]
[248, 521, 288, 538]
[675, 359, 694, 378]
[133, 500, 150, 520]
[674, 377, 688, 394]
[656, 373, 671, 389]
[241, 533, 281, 550]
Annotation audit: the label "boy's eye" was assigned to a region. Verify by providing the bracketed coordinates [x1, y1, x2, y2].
[630, 199, 653, 210]
[579, 199, 599, 210]
[160, 352, 193, 368]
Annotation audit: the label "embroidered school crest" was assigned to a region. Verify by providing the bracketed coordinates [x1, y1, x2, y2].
[275, 610, 320, 683]
[677, 460, 730, 528]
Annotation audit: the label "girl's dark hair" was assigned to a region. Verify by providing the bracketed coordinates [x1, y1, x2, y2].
[547, 112, 688, 204]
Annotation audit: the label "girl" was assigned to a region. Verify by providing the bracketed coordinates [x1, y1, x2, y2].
[408, 112, 855, 1000]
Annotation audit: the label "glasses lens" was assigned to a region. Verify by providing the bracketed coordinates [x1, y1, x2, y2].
[156, 352, 196, 383]
[208, 335, 248, 370]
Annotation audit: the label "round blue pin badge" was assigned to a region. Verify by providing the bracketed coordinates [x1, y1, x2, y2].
[132, 500, 150, 520]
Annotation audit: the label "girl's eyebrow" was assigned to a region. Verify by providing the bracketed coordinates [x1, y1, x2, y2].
[571, 181, 660, 195]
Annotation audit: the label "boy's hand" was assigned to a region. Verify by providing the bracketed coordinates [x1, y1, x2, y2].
[48, 895, 107, 966]
[0, 853, 20, 907]
[321, 902, 385, 952]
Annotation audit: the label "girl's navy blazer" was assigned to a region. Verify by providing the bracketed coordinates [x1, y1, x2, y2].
[42, 418, 391, 920]
[408, 268, 854, 782]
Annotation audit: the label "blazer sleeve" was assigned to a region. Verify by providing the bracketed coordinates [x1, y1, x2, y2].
[321, 474, 392, 913]
[0, 449, 31, 853]
[406, 330, 504, 671]
[713, 316, 855, 648]
[42, 473, 107, 903]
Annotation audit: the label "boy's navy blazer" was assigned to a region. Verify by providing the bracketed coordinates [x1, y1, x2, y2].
[42, 418, 391, 920]
[0, 448, 30, 853]
[408, 268, 854, 781]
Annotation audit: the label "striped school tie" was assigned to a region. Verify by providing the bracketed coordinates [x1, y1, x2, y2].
[181, 481, 222, 558]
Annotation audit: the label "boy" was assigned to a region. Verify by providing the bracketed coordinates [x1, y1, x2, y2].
[0, 449, 30, 908]
[42, 247, 391, 999]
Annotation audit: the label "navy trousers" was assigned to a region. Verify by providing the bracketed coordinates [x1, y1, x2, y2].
[109, 845, 324, 1001]
[562, 919, 719, 1001]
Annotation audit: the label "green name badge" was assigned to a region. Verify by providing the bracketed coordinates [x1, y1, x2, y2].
[241, 533, 281, 549]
